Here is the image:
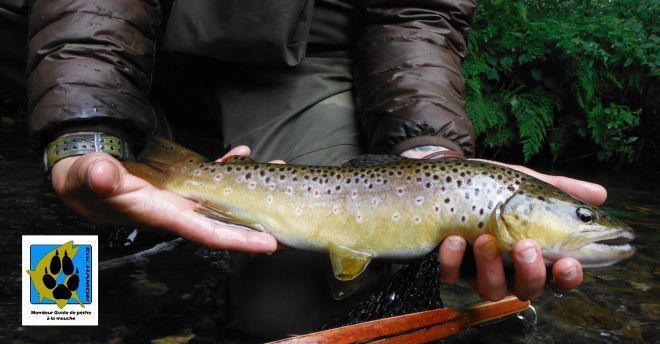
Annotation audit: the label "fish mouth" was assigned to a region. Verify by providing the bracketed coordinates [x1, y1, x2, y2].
[543, 229, 635, 268]
[567, 230, 635, 268]
[592, 233, 634, 246]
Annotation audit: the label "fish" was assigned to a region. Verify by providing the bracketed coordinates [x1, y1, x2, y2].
[124, 137, 635, 282]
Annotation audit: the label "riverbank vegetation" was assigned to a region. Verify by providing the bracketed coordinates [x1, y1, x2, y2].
[464, 0, 658, 169]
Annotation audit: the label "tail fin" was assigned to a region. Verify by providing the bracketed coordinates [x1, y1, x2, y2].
[123, 137, 209, 189]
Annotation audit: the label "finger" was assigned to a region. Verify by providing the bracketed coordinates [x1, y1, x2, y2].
[473, 234, 507, 301]
[552, 176, 607, 206]
[472, 159, 607, 206]
[438, 235, 466, 284]
[512, 239, 546, 300]
[216, 145, 251, 162]
[269, 160, 286, 164]
[550, 258, 583, 292]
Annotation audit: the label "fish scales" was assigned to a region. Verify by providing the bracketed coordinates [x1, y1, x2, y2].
[124, 137, 635, 282]
[172, 157, 525, 258]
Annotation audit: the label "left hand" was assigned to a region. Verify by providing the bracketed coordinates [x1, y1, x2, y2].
[402, 148, 606, 301]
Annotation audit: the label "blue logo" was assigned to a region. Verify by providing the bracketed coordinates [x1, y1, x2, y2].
[27, 241, 92, 308]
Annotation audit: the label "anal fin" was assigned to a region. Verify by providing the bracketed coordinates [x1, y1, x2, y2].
[328, 243, 373, 281]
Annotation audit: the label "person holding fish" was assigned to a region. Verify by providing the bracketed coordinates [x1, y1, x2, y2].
[0, 0, 618, 338]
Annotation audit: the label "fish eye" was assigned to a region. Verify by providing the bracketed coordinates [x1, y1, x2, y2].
[576, 207, 595, 223]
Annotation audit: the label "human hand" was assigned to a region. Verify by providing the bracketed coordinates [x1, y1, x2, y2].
[437, 159, 607, 301]
[51, 146, 278, 253]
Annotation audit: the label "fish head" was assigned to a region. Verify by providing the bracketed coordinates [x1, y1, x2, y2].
[490, 183, 635, 268]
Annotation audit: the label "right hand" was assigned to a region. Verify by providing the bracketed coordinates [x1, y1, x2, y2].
[51, 146, 278, 253]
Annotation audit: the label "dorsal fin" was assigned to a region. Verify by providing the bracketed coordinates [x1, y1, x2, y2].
[341, 154, 408, 167]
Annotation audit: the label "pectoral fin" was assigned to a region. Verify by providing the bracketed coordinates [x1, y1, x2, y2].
[328, 243, 373, 281]
[195, 200, 265, 232]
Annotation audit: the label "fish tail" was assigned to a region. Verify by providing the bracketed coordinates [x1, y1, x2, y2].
[123, 137, 208, 189]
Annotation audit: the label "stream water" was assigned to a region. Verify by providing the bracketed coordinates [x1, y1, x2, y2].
[1, 122, 658, 343]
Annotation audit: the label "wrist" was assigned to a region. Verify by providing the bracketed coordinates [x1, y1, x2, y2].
[43, 132, 133, 173]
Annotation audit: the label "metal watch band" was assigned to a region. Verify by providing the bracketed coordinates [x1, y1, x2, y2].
[43, 132, 132, 172]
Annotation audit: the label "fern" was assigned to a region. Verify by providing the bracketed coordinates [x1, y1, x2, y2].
[505, 89, 556, 162]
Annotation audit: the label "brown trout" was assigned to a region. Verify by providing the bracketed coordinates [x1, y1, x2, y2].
[125, 137, 635, 281]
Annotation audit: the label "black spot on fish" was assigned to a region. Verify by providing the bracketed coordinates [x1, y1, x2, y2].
[450, 207, 455, 212]
[227, 167, 233, 172]
[461, 215, 466, 222]
[210, 168, 216, 173]
[480, 208, 484, 215]
[446, 176, 452, 183]
[426, 182, 432, 189]
[478, 222, 484, 228]
[433, 175, 439, 180]
[444, 198, 450, 203]
[245, 172, 252, 179]
[538, 196, 546, 201]
[452, 168, 458, 173]
[336, 186, 341, 191]
[457, 180, 463, 187]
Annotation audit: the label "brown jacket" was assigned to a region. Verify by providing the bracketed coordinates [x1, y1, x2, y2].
[27, 0, 476, 156]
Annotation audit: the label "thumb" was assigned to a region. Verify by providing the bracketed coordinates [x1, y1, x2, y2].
[58, 153, 124, 197]
[85, 158, 122, 196]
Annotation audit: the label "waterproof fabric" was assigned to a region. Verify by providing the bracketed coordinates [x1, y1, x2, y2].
[163, 0, 314, 67]
[26, 0, 476, 157]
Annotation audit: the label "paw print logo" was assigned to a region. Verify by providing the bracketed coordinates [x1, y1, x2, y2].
[27, 241, 85, 309]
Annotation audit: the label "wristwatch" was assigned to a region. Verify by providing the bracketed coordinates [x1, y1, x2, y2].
[43, 132, 133, 172]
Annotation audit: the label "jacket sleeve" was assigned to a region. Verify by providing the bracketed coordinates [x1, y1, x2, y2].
[354, 0, 476, 157]
[27, 0, 161, 149]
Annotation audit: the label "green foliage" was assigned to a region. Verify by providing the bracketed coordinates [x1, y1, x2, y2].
[463, 0, 658, 165]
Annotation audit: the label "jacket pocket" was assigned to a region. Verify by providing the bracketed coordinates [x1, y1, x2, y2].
[162, 0, 314, 67]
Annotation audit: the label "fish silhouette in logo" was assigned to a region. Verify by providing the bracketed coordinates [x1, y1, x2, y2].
[27, 241, 84, 309]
